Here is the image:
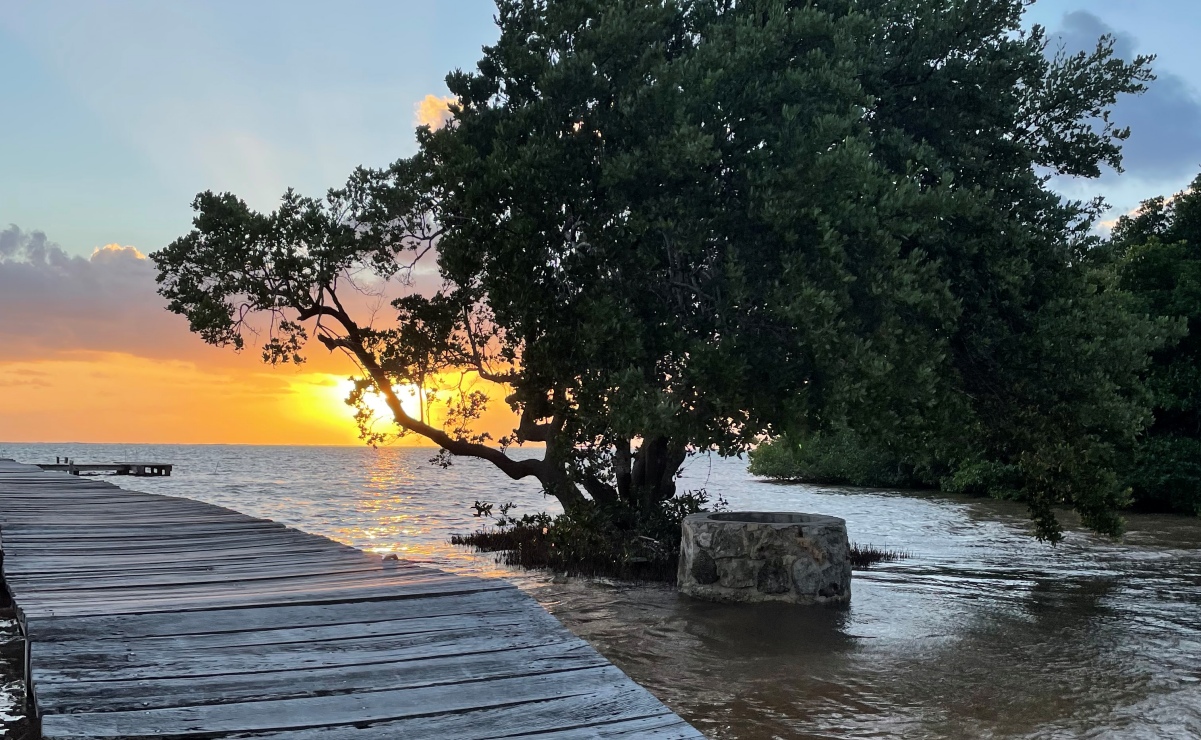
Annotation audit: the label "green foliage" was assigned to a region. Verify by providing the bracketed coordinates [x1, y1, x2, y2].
[942, 460, 1024, 500]
[153, 0, 1165, 542]
[746, 439, 808, 482]
[1126, 436, 1201, 515]
[1101, 175, 1201, 514]
[748, 432, 925, 488]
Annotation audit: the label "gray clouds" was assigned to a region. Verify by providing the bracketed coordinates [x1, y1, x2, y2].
[0, 226, 75, 266]
[0, 225, 419, 371]
[1051, 11, 1201, 182]
[0, 225, 202, 362]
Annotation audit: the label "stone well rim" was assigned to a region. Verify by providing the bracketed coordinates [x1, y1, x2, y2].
[686, 511, 846, 526]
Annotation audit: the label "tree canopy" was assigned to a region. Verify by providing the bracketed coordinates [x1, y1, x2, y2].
[1103, 176, 1201, 514]
[154, 0, 1165, 540]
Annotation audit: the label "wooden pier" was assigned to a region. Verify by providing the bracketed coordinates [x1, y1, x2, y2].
[35, 461, 172, 476]
[0, 459, 700, 739]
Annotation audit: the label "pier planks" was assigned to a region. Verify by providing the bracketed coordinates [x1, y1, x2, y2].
[0, 459, 701, 739]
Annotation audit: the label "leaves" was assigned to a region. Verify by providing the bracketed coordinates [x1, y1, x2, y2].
[153, 0, 1165, 539]
[1103, 174, 1201, 514]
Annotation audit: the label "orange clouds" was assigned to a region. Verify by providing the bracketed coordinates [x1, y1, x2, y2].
[0, 353, 518, 446]
[91, 243, 146, 261]
[0, 353, 354, 444]
[0, 353, 520, 446]
[0, 225, 520, 446]
[414, 94, 456, 131]
[0, 225, 352, 372]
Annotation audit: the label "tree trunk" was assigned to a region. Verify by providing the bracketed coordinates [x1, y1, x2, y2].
[540, 423, 587, 511]
[630, 436, 686, 510]
[615, 437, 632, 502]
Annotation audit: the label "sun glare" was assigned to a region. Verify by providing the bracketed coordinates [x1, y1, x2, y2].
[284, 370, 519, 446]
[287, 374, 429, 443]
[331, 378, 425, 423]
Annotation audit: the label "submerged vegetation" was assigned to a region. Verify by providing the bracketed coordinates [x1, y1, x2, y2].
[848, 544, 910, 570]
[452, 493, 719, 582]
[453, 497, 907, 581]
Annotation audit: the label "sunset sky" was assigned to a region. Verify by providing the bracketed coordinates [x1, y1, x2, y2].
[3, 0, 1201, 445]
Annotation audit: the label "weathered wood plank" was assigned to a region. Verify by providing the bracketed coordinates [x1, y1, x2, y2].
[172, 704, 698, 740]
[0, 460, 701, 739]
[17, 577, 505, 619]
[6, 554, 392, 583]
[6, 522, 263, 531]
[3, 522, 317, 537]
[36, 639, 608, 712]
[33, 615, 572, 680]
[4, 537, 352, 556]
[29, 588, 533, 641]
[6, 561, 422, 591]
[14, 563, 466, 600]
[7, 547, 374, 573]
[38, 665, 653, 737]
[33, 606, 537, 660]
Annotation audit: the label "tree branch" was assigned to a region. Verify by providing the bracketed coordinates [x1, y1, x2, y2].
[581, 475, 618, 507]
[307, 301, 548, 484]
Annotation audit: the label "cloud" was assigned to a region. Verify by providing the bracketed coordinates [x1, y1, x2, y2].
[1052, 12, 1136, 61]
[0, 224, 434, 373]
[1096, 184, 1193, 232]
[0, 367, 52, 387]
[0, 225, 205, 363]
[0, 226, 515, 443]
[1050, 11, 1201, 182]
[0, 354, 368, 444]
[414, 94, 456, 131]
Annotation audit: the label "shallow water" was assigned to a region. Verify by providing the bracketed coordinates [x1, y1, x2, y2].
[3, 443, 1199, 739]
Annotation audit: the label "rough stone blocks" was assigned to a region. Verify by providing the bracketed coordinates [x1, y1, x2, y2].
[677, 512, 852, 604]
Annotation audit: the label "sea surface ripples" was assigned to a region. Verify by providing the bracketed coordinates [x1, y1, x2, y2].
[3, 443, 1199, 739]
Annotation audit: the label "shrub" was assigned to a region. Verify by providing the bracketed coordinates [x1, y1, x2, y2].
[941, 460, 1024, 499]
[1127, 436, 1201, 515]
[748, 431, 927, 488]
[452, 491, 722, 583]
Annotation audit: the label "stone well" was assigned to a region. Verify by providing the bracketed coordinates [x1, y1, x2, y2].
[678, 512, 852, 604]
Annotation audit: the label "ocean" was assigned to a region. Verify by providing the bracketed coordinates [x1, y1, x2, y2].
[2, 442, 1199, 739]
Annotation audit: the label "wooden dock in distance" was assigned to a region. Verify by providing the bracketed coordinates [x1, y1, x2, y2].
[0, 459, 701, 739]
[35, 461, 173, 476]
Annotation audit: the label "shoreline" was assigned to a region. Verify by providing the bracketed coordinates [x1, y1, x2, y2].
[2, 454, 1198, 738]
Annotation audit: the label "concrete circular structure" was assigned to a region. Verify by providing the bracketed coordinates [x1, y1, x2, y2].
[677, 511, 852, 604]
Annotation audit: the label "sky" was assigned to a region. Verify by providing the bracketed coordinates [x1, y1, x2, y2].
[2, 0, 1200, 444]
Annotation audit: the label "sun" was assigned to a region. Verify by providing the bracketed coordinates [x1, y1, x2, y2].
[332, 378, 425, 423]
[286, 370, 520, 446]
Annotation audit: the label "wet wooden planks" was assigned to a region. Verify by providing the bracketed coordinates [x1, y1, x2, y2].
[0, 459, 701, 739]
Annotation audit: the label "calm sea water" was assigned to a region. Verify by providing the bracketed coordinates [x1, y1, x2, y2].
[3, 442, 1199, 739]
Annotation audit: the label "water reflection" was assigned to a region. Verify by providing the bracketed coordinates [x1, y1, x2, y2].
[2, 443, 1199, 738]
